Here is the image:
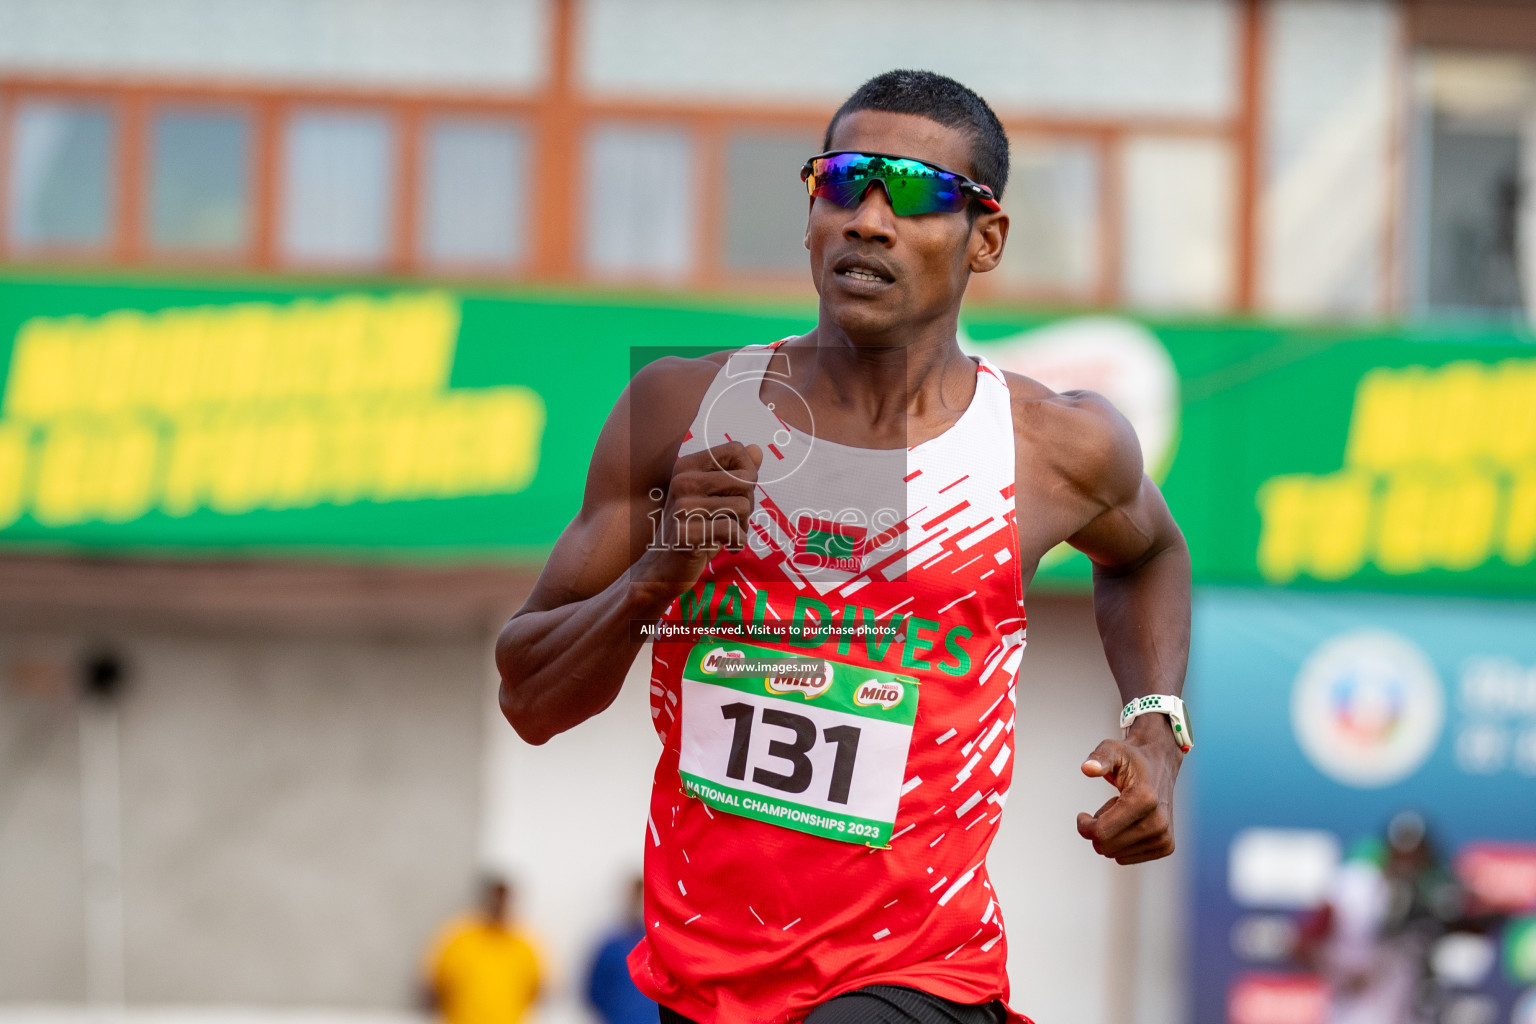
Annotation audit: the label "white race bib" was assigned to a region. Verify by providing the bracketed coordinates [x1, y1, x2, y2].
[678, 638, 919, 846]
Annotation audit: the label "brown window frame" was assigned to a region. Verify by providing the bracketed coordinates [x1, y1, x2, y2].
[0, 69, 1252, 311]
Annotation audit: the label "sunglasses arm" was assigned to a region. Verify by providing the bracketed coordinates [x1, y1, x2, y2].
[965, 184, 1002, 212]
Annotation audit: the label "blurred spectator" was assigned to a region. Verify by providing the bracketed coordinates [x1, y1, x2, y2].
[422, 876, 543, 1024]
[1297, 812, 1468, 1024]
[585, 876, 657, 1024]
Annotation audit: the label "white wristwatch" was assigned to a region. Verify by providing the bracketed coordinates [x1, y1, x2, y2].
[1120, 694, 1192, 753]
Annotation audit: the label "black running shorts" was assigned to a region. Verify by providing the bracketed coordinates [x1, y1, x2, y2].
[659, 985, 1007, 1024]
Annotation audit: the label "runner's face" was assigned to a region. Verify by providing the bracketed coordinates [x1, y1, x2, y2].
[806, 110, 998, 341]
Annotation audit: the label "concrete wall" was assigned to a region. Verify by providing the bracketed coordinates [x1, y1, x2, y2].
[0, 0, 1234, 119]
[0, 622, 488, 1007]
[0, 634, 86, 1000]
[581, 0, 1236, 117]
[0, 0, 547, 90]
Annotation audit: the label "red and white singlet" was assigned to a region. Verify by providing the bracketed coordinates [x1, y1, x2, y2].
[630, 343, 1030, 1024]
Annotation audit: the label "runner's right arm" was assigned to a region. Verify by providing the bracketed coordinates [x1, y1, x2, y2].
[495, 355, 760, 745]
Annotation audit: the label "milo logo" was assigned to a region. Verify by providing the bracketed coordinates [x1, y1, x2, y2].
[700, 647, 745, 674]
[765, 660, 834, 699]
[854, 680, 905, 710]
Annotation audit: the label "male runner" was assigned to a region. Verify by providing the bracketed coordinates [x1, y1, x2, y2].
[497, 70, 1191, 1024]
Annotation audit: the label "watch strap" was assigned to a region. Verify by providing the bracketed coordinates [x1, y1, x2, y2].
[1120, 694, 1191, 752]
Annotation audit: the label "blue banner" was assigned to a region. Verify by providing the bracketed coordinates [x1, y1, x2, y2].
[1190, 590, 1536, 1024]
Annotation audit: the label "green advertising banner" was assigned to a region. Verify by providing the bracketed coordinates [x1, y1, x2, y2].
[0, 273, 1533, 597]
[0, 275, 809, 561]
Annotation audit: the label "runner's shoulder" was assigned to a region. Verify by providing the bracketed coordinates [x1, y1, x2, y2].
[619, 348, 733, 447]
[999, 369, 1142, 505]
[620, 345, 771, 462]
[627, 349, 730, 407]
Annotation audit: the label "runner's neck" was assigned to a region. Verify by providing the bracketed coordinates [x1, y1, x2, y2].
[764, 335, 979, 450]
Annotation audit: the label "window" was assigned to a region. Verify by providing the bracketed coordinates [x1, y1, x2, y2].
[723, 133, 818, 274]
[1122, 135, 1234, 311]
[280, 108, 396, 266]
[1422, 122, 1523, 315]
[420, 117, 530, 269]
[1411, 54, 1531, 319]
[990, 138, 1101, 297]
[583, 124, 695, 279]
[6, 99, 116, 249]
[149, 108, 251, 254]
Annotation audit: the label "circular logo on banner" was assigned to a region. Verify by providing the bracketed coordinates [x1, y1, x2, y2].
[1291, 629, 1445, 788]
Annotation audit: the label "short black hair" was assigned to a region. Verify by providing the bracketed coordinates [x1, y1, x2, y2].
[822, 69, 1010, 203]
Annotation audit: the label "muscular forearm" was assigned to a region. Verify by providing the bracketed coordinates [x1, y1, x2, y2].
[1091, 533, 1191, 720]
[496, 553, 688, 745]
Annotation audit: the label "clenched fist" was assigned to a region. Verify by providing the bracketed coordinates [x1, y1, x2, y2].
[650, 441, 764, 581]
[1075, 715, 1183, 865]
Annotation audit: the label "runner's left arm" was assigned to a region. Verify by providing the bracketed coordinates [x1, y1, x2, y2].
[1060, 393, 1191, 865]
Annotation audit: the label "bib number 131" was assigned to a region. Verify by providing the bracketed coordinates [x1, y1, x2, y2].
[720, 703, 861, 804]
[677, 638, 919, 846]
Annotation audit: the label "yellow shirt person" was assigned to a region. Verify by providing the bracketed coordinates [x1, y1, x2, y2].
[424, 879, 543, 1024]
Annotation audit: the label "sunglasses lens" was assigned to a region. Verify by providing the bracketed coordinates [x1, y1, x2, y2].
[886, 172, 964, 215]
[806, 153, 878, 207]
[807, 154, 968, 215]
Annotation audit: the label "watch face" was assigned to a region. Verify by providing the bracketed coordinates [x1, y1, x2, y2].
[1177, 700, 1193, 748]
